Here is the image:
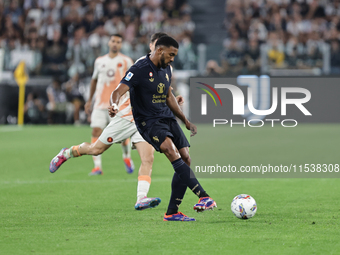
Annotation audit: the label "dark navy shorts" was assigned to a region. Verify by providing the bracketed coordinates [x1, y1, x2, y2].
[141, 118, 190, 152]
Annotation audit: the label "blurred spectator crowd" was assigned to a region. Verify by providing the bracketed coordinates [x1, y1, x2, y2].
[0, 0, 196, 124]
[0, 0, 196, 78]
[23, 75, 87, 124]
[207, 0, 340, 76]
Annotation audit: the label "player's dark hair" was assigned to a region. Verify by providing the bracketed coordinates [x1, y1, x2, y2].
[150, 32, 168, 43]
[110, 34, 123, 39]
[155, 36, 179, 49]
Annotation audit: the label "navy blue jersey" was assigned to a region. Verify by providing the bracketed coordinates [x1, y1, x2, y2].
[120, 54, 175, 133]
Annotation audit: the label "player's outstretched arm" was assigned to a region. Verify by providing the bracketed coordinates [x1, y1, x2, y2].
[108, 83, 130, 117]
[166, 87, 197, 137]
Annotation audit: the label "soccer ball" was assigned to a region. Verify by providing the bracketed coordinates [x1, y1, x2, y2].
[231, 194, 257, 219]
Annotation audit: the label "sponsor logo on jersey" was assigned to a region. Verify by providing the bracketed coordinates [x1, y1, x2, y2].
[157, 83, 165, 93]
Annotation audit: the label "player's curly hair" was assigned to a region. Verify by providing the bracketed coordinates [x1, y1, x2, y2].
[155, 36, 179, 49]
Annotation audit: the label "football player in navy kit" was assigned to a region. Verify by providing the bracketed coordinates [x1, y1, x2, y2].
[109, 36, 217, 221]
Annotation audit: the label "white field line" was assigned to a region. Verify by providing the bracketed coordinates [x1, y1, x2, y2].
[0, 126, 23, 132]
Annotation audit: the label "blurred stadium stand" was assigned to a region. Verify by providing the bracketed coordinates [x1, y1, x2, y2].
[0, 0, 339, 124]
[205, 0, 339, 77]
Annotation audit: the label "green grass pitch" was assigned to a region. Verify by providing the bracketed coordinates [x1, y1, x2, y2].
[0, 125, 339, 254]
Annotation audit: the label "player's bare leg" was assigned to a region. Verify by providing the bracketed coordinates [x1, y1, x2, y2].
[134, 142, 161, 210]
[90, 127, 103, 175]
[179, 147, 191, 166]
[160, 137, 181, 161]
[75, 139, 111, 156]
[49, 140, 111, 173]
[121, 138, 135, 174]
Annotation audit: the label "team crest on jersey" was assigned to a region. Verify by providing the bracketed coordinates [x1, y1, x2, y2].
[165, 73, 169, 82]
[153, 136, 159, 142]
[107, 69, 115, 77]
[149, 72, 154, 82]
[107, 137, 113, 143]
[157, 83, 165, 93]
[125, 72, 134, 81]
[118, 63, 122, 67]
